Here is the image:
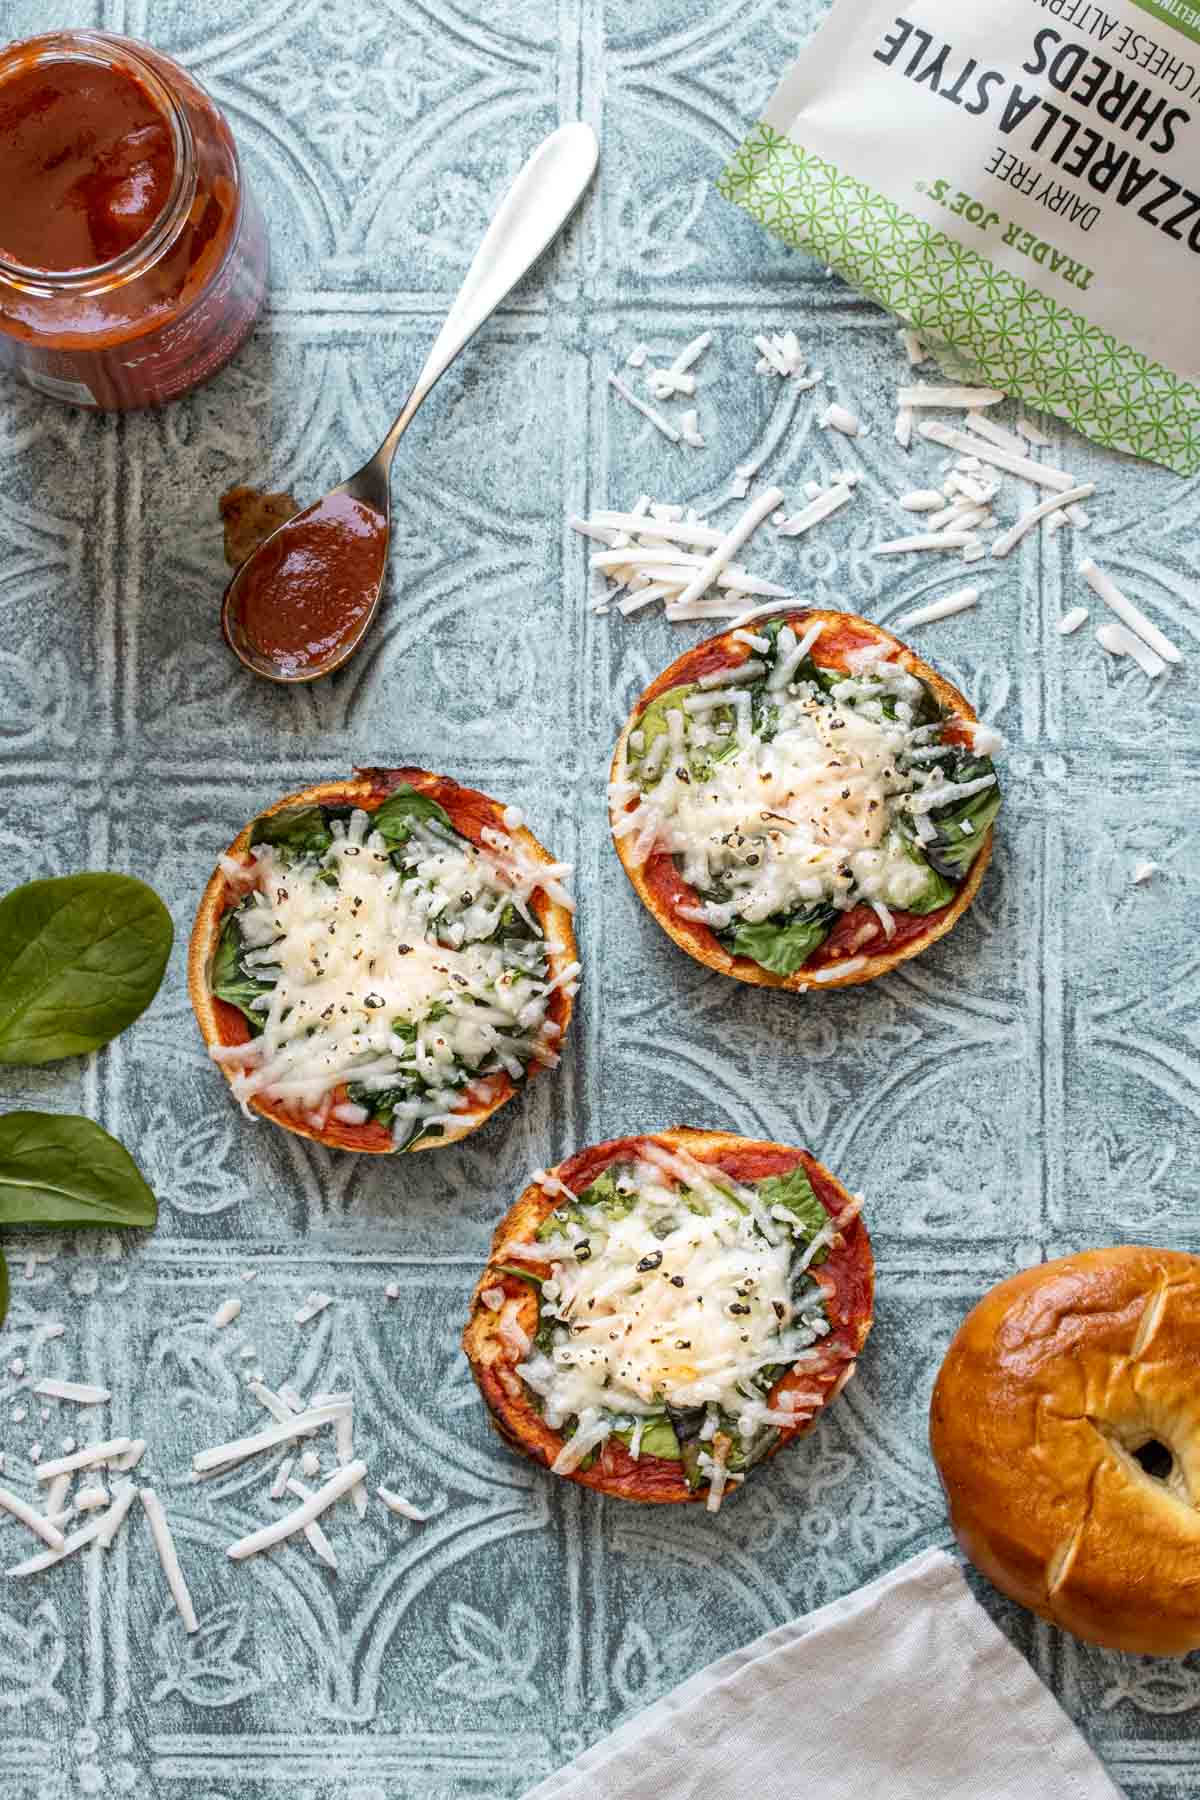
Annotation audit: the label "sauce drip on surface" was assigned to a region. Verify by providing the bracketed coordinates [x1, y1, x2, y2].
[0, 57, 175, 270]
[233, 492, 389, 678]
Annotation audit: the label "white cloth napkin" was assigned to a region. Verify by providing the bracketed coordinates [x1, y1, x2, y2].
[524, 1547, 1122, 1800]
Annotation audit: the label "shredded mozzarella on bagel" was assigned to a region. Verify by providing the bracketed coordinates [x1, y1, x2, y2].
[511, 1157, 836, 1472]
[210, 804, 575, 1144]
[614, 624, 997, 933]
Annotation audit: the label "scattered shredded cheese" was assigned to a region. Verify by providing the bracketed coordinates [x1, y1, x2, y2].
[898, 490, 945, 512]
[8, 1516, 104, 1577]
[192, 1404, 351, 1477]
[873, 533, 975, 555]
[45, 1473, 70, 1516]
[775, 483, 854, 538]
[284, 1478, 339, 1570]
[820, 403, 861, 437]
[31, 1379, 111, 1405]
[248, 1381, 293, 1424]
[991, 486, 1095, 559]
[141, 1489, 199, 1634]
[1096, 621, 1166, 679]
[809, 959, 867, 982]
[897, 587, 980, 629]
[294, 1293, 333, 1327]
[1080, 558, 1181, 666]
[0, 1485, 65, 1549]
[608, 372, 680, 443]
[36, 1439, 130, 1482]
[211, 1299, 242, 1330]
[226, 1460, 368, 1561]
[377, 1485, 432, 1522]
[95, 1480, 138, 1550]
[897, 385, 1003, 409]
[920, 421, 1076, 490]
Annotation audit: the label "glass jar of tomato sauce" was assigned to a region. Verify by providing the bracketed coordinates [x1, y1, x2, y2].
[0, 31, 268, 409]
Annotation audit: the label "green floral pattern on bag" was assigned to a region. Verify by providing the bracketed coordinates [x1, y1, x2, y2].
[719, 125, 1200, 477]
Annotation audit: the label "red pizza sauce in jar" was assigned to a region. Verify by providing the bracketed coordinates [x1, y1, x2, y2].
[0, 32, 267, 409]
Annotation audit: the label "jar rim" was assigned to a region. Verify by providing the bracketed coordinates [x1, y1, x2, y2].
[0, 30, 197, 296]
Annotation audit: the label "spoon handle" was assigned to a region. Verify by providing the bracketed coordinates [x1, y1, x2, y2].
[377, 122, 599, 464]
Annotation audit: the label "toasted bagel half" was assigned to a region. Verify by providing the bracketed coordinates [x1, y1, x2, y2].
[610, 608, 996, 990]
[188, 766, 577, 1154]
[931, 1247, 1200, 1655]
[464, 1127, 874, 1505]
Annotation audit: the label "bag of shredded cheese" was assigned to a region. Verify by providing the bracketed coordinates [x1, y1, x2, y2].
[719, 0, 1200, 473]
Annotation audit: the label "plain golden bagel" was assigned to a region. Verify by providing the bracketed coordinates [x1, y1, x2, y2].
[188, 766, 577, 1155]
[464, 1127, 874, 1504]
[930, 1247, 1200, 1655]
[610, 607, 995, 991]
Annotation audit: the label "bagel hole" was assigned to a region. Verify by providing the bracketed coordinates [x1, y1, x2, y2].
[1133, 1438, 1174, 1482]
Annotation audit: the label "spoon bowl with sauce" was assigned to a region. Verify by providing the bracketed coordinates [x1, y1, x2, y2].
[222, 122, 599, 683]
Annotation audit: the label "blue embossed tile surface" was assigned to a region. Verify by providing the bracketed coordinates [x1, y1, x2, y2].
[0, 2, 1195, 1796]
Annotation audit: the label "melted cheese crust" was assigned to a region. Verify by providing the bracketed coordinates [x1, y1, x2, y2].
[515, 1156, 829, 1447]
[622, 635, 946, 924]
[212, 807, 575, 1140]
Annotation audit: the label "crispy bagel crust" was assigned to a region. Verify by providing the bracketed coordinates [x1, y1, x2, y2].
[930, 1247, 1200, 1655]
[609, 608, 994, 990]
[188, 767, 577, 1155]
[463, 1127, 874, 1504]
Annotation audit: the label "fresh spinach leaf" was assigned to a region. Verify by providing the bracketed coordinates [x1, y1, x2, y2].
[924, 760, 1001, 880]
[210, 912, 273, 1033]
[756, 1165, 827, 1241]
[536, 1201, 590, 1240]
[577, 1168, 637, 1220]
[490, 902, 536, 948]
[724, 906, 835, 977]
[534, 1317, 555, 1355]
[886, 838, 960, 915]
[491, 1263, 545, 1288]
[615, 1416, 682, 1461]
[0, 873, 173, 1066]
[667, 1402, 707, 1443]
[369, 786, 454, 850]
[795, 655, 839, 696]
[401, 1119, 445, 1154]
[680, 1439, 705, 1490]
[0, 1113, 157, 1229]
[249, 806, 333, 859]
[627, 685, 697, 786]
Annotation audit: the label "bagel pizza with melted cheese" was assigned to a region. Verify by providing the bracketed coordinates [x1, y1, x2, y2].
[930, 1247, 1200, 1655]
[189, 767, 578, 1153]
[609, 609, 1000, 990]
[464, 1128, 873, 1506]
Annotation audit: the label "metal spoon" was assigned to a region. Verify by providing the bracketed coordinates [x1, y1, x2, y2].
[222, 122, 599, 683]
